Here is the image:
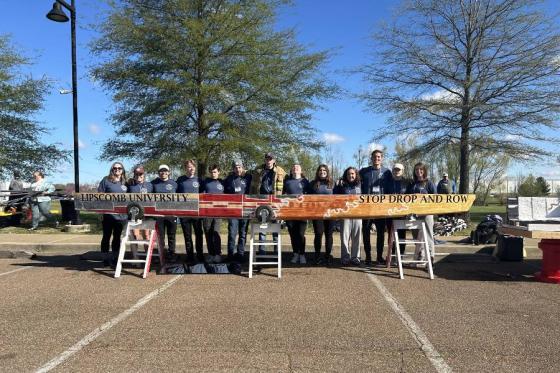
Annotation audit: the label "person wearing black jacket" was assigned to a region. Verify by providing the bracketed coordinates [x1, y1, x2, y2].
[202, 165, 225, 264]
[359, 149, 392, 266]
[224, 160, 252, 262]
[176, 159, 204, 263]
[335, 167, 362, 266]
[386, 163, 410, 257]
[283, 163, 310, 265]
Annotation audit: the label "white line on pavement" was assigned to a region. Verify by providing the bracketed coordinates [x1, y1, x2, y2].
[367, 273, 453, 373]
[0, 266, 32, 277]
[35, 275, 182, 373]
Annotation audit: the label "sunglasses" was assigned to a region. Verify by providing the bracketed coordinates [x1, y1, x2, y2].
[112, 167, 123, 171]
[159, 169, 169, 172]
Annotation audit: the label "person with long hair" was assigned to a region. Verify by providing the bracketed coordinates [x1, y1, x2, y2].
[283, 163, 310, 265]
[406, 162, 437, 263]
[309, 164, 335, 265]
[28, 169, 56, 230]
[126, 165, 153, 251]
[98, 162, 128, 266]
[151, 164, 178, 260]
[335, 167, 362, 266]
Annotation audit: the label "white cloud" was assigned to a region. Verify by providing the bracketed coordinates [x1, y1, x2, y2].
[419, 89, 459, 103]
[323, 132, 345, 144]
[78, 139, 86, 149]
[88, 123, 101, 135]
[504, 134, 521, 141]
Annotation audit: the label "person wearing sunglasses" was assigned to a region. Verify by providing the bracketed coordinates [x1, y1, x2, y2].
[97, 162, 128, 266]
[151, 164, 178, 261]
[309, 164, 335, 266]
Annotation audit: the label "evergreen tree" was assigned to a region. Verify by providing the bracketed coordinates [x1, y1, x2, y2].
[91, 0, 336, 176]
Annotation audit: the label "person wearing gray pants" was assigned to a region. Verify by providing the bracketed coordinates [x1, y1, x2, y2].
[335, 167, 362, 266]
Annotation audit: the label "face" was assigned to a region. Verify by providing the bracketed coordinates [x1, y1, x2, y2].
[33, 172, 41, 181]
[185, 162, 196, 176]
[158, 169, 170, 180]
[265, 156, 274, 169]
[134, 173, 145, 182]
[393, 167, 403, 178]
[415, 167, 425, 179]
[371, 152, 383, 168]
[318, 167, 328, 179]
[112, 164, 123, 177]
[347, 169, 357, 182]
[233, 165, 243, 176]
[210, 168, 220, 179]
[291, 164, 302, 176]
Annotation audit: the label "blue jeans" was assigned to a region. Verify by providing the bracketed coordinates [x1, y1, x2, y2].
[227, 218, 248, 256]
[31, 201, 52, 229]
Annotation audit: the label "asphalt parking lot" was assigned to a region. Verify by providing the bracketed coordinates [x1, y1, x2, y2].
[1, 237, 559, 372]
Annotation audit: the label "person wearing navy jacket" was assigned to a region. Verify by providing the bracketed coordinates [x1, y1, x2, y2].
[359, 149, 392, 266]
[406, 162, 437, 262]
[151, 164, 178, 260]
[386, 163, 411, 256]
[309, 164, 335, 266]
[202, 164, 225, 264]
[98, 162, 128, 266]
[224, 160, 252, 262]
[283, 163, 310, 265]
[335, 167, 362, 266]
[176, 159, 204, 263]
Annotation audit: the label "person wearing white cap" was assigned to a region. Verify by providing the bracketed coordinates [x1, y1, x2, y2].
[387, 163, 411, 257]
[224, 160, 252, 262]
[437, 172, 455, 194]
[151, 164, 178, 260]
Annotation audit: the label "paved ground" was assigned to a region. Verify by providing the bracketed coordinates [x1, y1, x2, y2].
[1, 231, 559, 372]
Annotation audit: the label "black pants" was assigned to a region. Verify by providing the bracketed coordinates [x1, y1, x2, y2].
[312, 220, 334, 256]
[203, 218, 222, 256]
[180, 218, 204, 260]
[363, 218, 386, 260]
[156, 217, 177, 254]
[286, 220, 307, 255]
[101, 214, 124, 254]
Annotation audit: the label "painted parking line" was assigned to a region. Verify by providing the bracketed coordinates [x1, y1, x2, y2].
[366, 273, 453, 373]
[0, 266, 33, 277]
[35, 275, 182, 373]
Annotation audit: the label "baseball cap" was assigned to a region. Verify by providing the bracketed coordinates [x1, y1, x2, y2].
[158, 164, 170, 171]
[443, 172, 448, 177]
[264, 152, 275, 159]
[393, 163, 404, 170]
[232, 159, 243, 167]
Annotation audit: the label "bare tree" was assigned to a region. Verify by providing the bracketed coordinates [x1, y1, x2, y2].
[352, 145, 368, 169]
[471, 150, 510, 204]
[361, 0, 560, 193]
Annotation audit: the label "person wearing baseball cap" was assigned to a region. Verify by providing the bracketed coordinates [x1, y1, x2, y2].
[386, 162, 411, 258]
[151, 163, 178, 260]
[437, 171, 455, 194]
[224, 159, 252, 262]
[127, 165, 153, 193]
[249, 152, 286, 252]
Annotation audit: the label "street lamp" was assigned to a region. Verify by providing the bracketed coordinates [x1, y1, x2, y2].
[47, 0, 81, 225]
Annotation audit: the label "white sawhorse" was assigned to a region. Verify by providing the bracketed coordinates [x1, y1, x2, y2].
[115, 220, 163, 278]
[248, 222, 282, 278]
[392, 218, 434, 280]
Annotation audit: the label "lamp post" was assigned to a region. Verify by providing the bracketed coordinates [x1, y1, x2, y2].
[47, 0, 81, 225]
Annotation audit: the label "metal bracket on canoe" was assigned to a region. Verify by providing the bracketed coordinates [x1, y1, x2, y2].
[255, 205, 274, 223]
[127, 202, 144, 222]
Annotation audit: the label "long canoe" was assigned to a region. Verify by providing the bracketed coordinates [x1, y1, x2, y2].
[75, 193, 475, 221]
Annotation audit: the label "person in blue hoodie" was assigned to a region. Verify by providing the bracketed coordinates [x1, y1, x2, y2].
[151, 164, 178, 260]
[309, 164, 335, 266]
[98, 162, 128, 266]
[202, 164, 225, 264]
[335, 167, 362, 266]
[283, 163, 310, 265]
[176, 159, 204, 263]
[224, 160, 252, 262]
[359, 149, 392, 266]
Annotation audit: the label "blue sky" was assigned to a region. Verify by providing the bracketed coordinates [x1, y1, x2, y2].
[2, 0, 559, 184]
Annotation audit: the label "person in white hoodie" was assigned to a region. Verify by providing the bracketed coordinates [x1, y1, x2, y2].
[29, 169, 55, 230]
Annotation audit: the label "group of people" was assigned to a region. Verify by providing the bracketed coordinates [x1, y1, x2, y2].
[98, 150, 453, 267]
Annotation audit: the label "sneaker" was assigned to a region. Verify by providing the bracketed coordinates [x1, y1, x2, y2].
[314, 255, 324, 265]
[257, 248, 266, 256]
[299, 254, 307, 264]
[364, 256, 372, 266]
[28, 227, 37, 231]
[376, 257, 387, 266]
[341, 257, 350, 266]
[290, 253, 300, 264]
[325, 254, 333, 266]
[213, 254, 222, 263]
[350, 257, 361, 266]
